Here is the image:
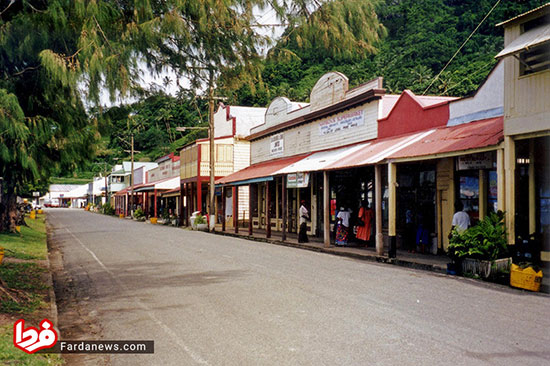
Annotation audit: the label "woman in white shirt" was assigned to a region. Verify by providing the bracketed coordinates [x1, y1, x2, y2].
[298, 200, 309, 243]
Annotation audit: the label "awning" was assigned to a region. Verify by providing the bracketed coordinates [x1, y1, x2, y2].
[216, 154, 311, 186]
[325, 130, 436, 170]
[496, 23, 550, 59]
[134, 176, 179, 192]
[387, 117, 503, 161]
[161, 187, 181, 197]
[276, 143, 369, 174]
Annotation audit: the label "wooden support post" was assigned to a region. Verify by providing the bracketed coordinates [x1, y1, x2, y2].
[479, 169, 487, 221]
[234, 186, 239, 234]
[282, 177, 287, 241]
[154, 189, 158, 218]
[197, 179, 202, 214]
[497, 148, 505, 212]
[275, 179, 280, 232]
[222, 186, 226, 232]
[249, 184, 253, 236]
[179, 181, 184, 226]
[323, 171, 330, 248]
[504, 136, 516, 245]
[529, 139, 536, 235]
[388, 162, 397, 258]
[375, 165, 384, 256]
[266, 181, 271, 238]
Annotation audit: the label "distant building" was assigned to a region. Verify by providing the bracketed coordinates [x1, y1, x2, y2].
[179, 104, 266, 228]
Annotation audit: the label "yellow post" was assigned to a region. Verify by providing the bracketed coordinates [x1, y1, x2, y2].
[388, 163, 397, 237]
[528, 139, 536, 235]
[504, 136, 516, 245]
[497, 148, 505, 212]
[388, 162, 397, 258]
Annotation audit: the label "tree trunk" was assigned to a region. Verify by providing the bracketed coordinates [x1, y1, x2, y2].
[0, 186, 19, 233]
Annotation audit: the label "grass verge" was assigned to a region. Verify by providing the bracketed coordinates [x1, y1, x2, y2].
[0, 325, 63, 366]
[0, 214, 63, 365]
[1, 215, 48, 260]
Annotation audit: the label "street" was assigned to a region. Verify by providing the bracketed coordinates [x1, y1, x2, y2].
[47, 209, 550, 366]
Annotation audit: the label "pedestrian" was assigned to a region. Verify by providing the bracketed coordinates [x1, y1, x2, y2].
[335, 206, 351, 246]
[298, 200, 309, 243]
[449, 201, 470, 238]
[356, 201, 373, 247]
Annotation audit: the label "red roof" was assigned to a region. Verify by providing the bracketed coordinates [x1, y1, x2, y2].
[216, 154, 311, 185]
[388, 117, 503, 160]
[325, 130, 435, 170]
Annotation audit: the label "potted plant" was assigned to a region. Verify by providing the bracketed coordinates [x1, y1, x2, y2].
[448, 211, 511, 279]
[194, 214, 208, 231]
[171, 214, 178, 226]
[160, 211, 171, 225]
[134, 207, 146, 221]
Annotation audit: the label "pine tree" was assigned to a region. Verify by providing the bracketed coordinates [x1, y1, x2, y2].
[0, 0, 386, 232]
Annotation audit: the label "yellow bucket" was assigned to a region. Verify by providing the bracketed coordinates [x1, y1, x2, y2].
[0, 247, 4, 264]
[37, 209, 43, 214]
[150, 217, 158, 224]
[119, 214, 125, 219]
[510, 264, 543, 292]
[29, 211, 36, 219]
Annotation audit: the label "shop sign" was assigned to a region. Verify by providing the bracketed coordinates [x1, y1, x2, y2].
[457, 152, 493, 170]
[270, 133, 284, 156]
[319, 109, 364, 135]
[287, 172, 310, 188]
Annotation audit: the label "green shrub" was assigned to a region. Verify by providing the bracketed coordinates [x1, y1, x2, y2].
[195, 214, 206, 225]
[134, 207, 145, 219]
[448, 211, 508, 261]
[102, 203, 115, 215]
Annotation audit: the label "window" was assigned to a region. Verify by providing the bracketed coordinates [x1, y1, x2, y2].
[519, 42, 550, 76]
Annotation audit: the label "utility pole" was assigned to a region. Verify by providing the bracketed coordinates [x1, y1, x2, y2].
[208, 69, 216, 232]
[175, 69, 226, 231]
[130, 133, 134, 216]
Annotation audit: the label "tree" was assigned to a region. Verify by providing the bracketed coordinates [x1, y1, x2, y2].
[0, 0, 134, 232]
[1, 0, 387, 232]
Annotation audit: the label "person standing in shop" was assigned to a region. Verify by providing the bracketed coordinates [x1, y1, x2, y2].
[335, 206, 352, 246]
[449, 201, 470, 238]
[356, 201, 374, 247]
[299, 200, 309, 243]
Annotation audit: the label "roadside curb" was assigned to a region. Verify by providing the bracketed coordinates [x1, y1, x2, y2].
[44, 219, 59, 330]
[212, 231, 448, 274]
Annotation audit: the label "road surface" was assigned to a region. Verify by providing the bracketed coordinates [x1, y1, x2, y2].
[47, 209, 550, 366]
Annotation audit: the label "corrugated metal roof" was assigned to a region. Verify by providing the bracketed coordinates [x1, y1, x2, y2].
[325, 130, 435, 170]
[276, 143, 370, 174]
[496, 23, 550, 59]
[388, 117, 503, 160]
[496, 3, 550, 27]
[216, 154, 310, 185]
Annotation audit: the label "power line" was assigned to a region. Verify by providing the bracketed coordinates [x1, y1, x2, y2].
[422, 0, 502, 95]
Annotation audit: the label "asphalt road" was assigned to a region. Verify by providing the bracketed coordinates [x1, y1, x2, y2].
[47, 209, 550, 366]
